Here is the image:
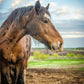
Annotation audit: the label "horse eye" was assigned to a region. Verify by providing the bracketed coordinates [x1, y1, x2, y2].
[43, 20, 48, 23]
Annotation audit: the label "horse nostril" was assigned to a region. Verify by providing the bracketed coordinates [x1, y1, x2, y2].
[52, 45, 56, 50]
[59, 43, 63, 48]
[60, 43, 62, 46]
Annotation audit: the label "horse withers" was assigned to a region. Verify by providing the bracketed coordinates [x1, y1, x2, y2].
[0, 0, 63, 84]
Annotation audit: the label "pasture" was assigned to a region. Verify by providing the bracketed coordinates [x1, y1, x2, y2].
[28, 59, 84, 68]
[25, 50, 84, 84]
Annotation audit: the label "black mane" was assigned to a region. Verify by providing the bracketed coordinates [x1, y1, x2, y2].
[10, 6, 33, 22]
[0, 6, 33, 28]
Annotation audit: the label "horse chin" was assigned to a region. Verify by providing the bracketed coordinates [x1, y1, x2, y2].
[48, 44, 63, 52]
[50, 48, 63, 53]
[47, 45, 63, 52]
[49, 46, 63, 52]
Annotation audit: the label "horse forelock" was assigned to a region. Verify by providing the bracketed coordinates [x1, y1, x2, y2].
[44, 13, 50, 20]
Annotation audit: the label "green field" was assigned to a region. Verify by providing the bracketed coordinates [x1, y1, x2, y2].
[28, 58, 84, 69]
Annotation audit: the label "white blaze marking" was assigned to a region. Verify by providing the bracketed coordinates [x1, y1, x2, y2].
[44, 13, 50, 20]
[58, 41, 60, 47]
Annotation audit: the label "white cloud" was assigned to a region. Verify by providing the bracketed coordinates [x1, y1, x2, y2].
[74, 9, 84, 20]
[34, 0, 37, 1]
[70, 14, 83, 20]
[50, 2, 57, 8]
[59, 32, 84, 38]
[51, 5, 68, 14]
[34, 0, 45, 5]
[12, 0, 27, 8]
[60, 32, 84, 34]
[62, 35, 84, 38]
[24, 1, 34, 7]
[24, 0, 45, 7]
[76, 9, 84, 14]
[50, 5, 84, 21]
[60, 6, 68, 13]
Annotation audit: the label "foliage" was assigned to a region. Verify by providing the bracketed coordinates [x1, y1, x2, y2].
[70, 53, 75, 58]
[77, 54, 83, 58]
[52, 53, 59, 59]
[33, 51, 41, 60]
[33, 51, 84, 60]
[66, 53, 76, 58]
[46, 54, 50, 59]
[33, 51, 49, 60]
[66, 53, 70, 58]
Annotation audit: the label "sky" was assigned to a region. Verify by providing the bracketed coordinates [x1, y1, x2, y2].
[0, 0, 84, 48]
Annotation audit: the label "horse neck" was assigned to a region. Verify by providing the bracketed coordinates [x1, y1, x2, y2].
[0, 20, 11, 42]
[0, 19, 26, 49]
[0, 8, 34, 48]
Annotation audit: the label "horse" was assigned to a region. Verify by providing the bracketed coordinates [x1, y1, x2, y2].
[0, 0, 63, 84]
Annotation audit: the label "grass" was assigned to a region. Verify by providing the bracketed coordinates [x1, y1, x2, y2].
[74, 68, 84, 71]
[28, 59, 84, 68]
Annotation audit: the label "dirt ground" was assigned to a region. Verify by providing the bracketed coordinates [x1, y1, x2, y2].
[25, 68, 84, 84]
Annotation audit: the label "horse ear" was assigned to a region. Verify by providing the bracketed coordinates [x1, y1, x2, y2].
[46, 3, 50, 10]
[35, 0, 41, 14]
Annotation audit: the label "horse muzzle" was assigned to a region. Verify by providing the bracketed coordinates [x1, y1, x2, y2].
[51, 42, 63, 52]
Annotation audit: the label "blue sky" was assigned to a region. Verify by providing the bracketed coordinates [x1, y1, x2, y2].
[0, 0, 84, 48]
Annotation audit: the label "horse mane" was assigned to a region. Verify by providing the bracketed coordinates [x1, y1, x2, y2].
[0, 6, 33, 29]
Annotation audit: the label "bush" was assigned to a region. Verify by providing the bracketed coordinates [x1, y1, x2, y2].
[52, 53, 59, 59]
[40, 53, 46, 59]
[66, 53, 76, 58]
[33, 51, 49, 60]
[70, 53, 75, 58]
[45, 54, 50, 59]
[66, 53, 70, 58]
[33, 51, 40, 60]
[77, 54, 83, 58]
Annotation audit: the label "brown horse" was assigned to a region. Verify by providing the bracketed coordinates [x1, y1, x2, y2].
[0, 0, 63, 84]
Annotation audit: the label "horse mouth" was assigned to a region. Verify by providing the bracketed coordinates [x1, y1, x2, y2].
[48, 45, 63, 52]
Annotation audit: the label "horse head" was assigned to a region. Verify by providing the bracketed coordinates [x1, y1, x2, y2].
[24, 0, 63, 52]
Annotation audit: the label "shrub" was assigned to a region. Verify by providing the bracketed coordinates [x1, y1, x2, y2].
[77, 54, 83, 58]
[52, 53, 59, 59]
[70, 53, 75, 58]
[66, 53, 70, 58]
[46, 54, 49, 59]
[40, 53, 46, 59]
[33, 51, 40, 60]
[33, 51, 49, 60]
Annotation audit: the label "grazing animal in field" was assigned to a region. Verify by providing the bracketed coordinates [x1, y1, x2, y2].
[0, 0, 63, 84]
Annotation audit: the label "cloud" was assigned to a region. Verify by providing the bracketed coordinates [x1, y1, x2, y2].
[51, 6, 84, 21]
[50, 2, 57, 8]
[50, 5, 68, 14]
[76, 10, 81, 13]
[60, 32, 84, 34]
[60, 31, 84, 38]
[24, 0, 46, 7]
[62, 35, 84, 38]
[59, 6, 68, 13]
[74, 9, 84, 20]
[76, 9, 84, 14]
[12, 0, 27, 8]
[24, 1, 34, 7]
